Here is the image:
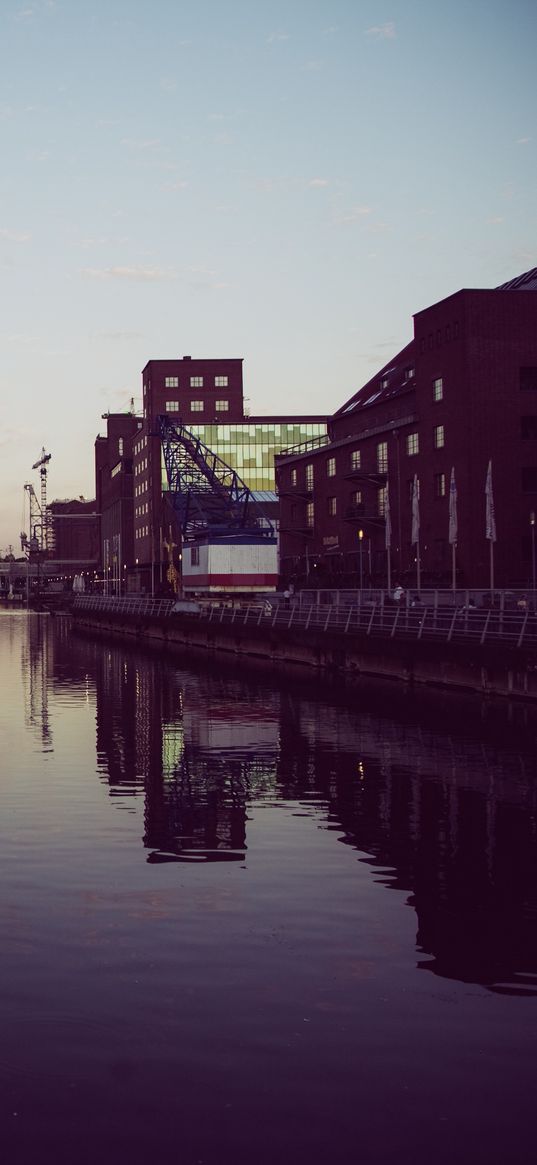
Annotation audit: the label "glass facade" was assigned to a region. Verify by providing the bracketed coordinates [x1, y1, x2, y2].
[161, 421, 327, 493]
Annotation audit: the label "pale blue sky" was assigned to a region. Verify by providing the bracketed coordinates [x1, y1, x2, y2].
[0, 0, 535, 548]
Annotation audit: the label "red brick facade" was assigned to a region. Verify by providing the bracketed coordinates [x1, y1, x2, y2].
[277, 281, 537, 590]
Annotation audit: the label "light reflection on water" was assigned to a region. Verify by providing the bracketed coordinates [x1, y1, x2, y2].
[1, 610, 537, 1163]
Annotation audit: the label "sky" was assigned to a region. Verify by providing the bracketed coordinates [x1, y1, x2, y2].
[0, 0, 536, 550]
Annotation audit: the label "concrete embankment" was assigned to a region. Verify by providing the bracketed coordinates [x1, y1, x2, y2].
[72, 605, 537, 701]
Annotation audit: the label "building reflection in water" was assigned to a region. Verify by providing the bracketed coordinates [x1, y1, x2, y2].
[39, 622, 537, 990]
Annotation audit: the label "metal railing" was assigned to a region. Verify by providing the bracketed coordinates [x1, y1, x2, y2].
[73, 595, 175, 619]
[73, 593, 537, 650]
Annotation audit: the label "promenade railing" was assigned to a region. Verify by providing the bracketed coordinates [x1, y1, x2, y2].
[73, 592, 537, 650]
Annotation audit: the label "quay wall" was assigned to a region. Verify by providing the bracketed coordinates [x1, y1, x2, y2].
[72, 608, 537, 701]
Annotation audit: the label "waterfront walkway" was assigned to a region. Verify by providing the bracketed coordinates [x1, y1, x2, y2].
[73, 592, 537, 652]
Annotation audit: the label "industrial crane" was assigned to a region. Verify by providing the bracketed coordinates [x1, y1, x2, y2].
[31, 447, 52, 553]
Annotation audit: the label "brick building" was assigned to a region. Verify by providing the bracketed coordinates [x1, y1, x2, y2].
[47, 497, 99, 574]
[276, 269, 537, 590]
[95, 358, 326, 592]
[95, 410, 142, 592]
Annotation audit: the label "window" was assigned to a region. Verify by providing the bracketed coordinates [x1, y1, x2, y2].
[433, 424, 445, 449]
[215, 400, 229, 411]
[406, 432, 419, 456]
[327, 457, 336, 477]
[190, 376, 203, 387]
[351, 449, 361, 471]
[433, 377, 443, 402]
[165, 400, 179, 411]
[306, 501, 314, 527]
[377, 485, 387, 516]
[191, 546, 200, 566]
[215, 375, 228, 387]
[435, 472, 446, 497]
[291, 468, 297, 487]
[306, 463, 314, 490]
[522, 468, 537, 493]
[352, 490, 362, 507]
[405, 367, 415, 381]
[380, 377, 389, 389]
[521, 416, 537, 439]
[118, 437, 124, 457]
[520, 368, 537, 391]
[328, 496, 337, 516]
[165, 376, 179, 388]
[377, 441, 388, 473]
[190, 400, 204, 412]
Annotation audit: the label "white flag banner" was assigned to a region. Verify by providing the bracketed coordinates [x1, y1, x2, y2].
[411, 474, 420, 546]
[385, 483, 391, 550]
[485, 460, 496, 542]
[448, 467, 458, 545]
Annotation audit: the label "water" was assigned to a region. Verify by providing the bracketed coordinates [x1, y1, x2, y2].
[1, 611, 537, 1164]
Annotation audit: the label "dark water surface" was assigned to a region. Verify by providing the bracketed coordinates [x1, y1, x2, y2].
[1, 611, 537, 1164]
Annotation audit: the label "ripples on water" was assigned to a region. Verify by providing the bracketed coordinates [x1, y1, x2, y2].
[1, 610, 537, 1163]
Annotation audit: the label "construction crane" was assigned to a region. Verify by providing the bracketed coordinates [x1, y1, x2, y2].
[31, 447, 52, 552]
[20, 483, 42, 556]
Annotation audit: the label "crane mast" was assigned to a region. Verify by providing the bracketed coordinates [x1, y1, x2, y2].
[31, 448, 52, 553]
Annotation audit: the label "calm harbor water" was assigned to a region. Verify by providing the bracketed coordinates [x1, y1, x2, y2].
[1, 611, 537, 1164]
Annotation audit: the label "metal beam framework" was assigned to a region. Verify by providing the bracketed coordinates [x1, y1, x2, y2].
[158, 415, 275, 542]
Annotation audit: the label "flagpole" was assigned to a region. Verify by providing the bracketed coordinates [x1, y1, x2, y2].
[452, 543, 456, 592]
[411, 474, 420, 596]
[385, 482, 392, 596]
[485, 460, 496, 599]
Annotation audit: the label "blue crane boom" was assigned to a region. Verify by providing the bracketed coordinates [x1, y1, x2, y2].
[158, 415, 274, 542]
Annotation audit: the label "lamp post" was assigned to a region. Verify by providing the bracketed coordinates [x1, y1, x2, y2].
[531, 512, 536, 603]
[358, 528, 364, 597]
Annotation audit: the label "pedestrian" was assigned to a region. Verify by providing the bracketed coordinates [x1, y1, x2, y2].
[393, 584, 405, 603]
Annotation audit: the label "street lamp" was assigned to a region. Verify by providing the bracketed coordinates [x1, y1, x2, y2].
[531, 512, 536, 602]
[358, 528, 364, 596]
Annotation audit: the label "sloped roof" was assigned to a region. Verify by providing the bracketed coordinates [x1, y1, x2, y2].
[496, 267, 537, 291]
[333, 340, 415, 419]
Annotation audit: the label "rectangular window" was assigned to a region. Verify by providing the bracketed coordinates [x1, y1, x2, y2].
[165, 376, 179, 388]
[190, 400, 204, 412]
[215, 375, 228, 387]
[328, 496, 337, 516]
[306, 463, 314, 490]
[406, 432, 419, 456]
[352, 490, 362, 507]
[190, 376, 203, 387]
[327, 457, 336, 477]
[405, 367, 415, 381]
[377, 441, 388, 473]
[377, 485, 387, 516]
[433, 377, 443, 402]
[306, 501, 314, 527]
[291, 468, 297, 487]
[165, 400, 179, 411]
[215, 400, 229, 412]
[191, 546, 200, 566]
[118, 437, 124, 457]
[522, 468, 537, 492]
[433, 424, 445, 449]
[521, 416, 537, 439]
[351, 449, 361, 471]
[520, 368, 537, 391]
[435, 472, 446, 497]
